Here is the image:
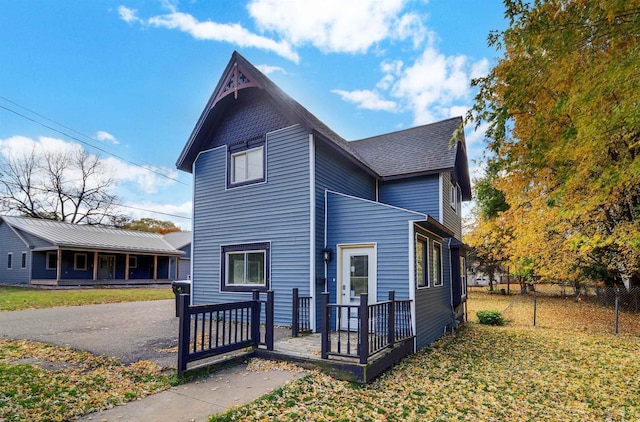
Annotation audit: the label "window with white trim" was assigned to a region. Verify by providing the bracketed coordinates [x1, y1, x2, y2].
[450, 183, 460, 213]
[415, 236, 429, 288]
[74, 253, 87, 271]
[433, 241, 443, 287]
[229, 146, 264, 186]
[7, 253, 12, 270]
[221, 243, 270, 292]
[129, 256, 137, 269]
[46, 252, 57, 270]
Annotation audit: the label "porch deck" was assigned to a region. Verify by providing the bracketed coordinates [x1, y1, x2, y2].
[256, 332, 414, 383]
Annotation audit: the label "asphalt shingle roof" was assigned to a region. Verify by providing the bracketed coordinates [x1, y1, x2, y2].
[1, 216, 182, 255]
[349, 117, 463, 178]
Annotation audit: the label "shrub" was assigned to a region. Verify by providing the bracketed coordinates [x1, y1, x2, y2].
[477, 310, 505, 326]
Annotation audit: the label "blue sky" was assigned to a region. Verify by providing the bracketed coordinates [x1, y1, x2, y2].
[0, 0, 507, 229]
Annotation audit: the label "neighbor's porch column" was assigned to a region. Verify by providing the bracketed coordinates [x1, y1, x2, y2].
[56, 248, 62, 282]
[125, 253, 130, 281]
[93, 252, 98, 280]
[153, 255, 158, 280]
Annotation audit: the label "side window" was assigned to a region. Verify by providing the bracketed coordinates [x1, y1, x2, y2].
[228, 139, 265, 188]
[74, 253, 87, 271]
[129, 256, 138, 269]
[460, 256, 467, 295]
[21, 252, 27, 269]
[433, 241, 443, 287]
[415, 236, 429, 288]
[450, 183, 458, 212]
[221, 242, 270, 292]
[7, 253, 12, 270]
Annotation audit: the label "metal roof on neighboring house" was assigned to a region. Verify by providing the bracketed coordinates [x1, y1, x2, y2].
[0, 216, 183, 255]
[162, 231, 192, 250]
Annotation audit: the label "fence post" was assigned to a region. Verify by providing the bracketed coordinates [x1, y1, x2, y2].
[251, 290, 260, 347]
[321, 292, 329, 359]
[387, 291, 395, 349]
[615, 290, 619, 334]
[292, 288, 299, 337]
[359, 293, 369, 364]
[266, 290, 275, 350]
[177, 294, 190, 378]
[533, 291, 537, 327]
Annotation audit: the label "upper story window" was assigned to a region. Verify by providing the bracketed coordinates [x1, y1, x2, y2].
[228, 139, 265, 188]
[450, 182, 461, 213]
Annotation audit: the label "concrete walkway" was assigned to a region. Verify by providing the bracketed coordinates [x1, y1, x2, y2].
[78, 363, 305, 422]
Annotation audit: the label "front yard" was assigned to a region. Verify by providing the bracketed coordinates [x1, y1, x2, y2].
[0, 285, 173, 311]
[213, 288, 640, 421]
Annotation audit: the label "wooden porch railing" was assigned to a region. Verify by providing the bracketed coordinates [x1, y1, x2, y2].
[177, 290, 274, 378]
[292, 288, 312, 337]
[320, 291, 414, 365]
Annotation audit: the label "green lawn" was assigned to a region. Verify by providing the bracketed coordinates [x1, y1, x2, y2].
[212, 289, 640, 421]
[0, 286, 174, 311]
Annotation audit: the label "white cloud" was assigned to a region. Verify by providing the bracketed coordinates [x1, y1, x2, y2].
[0, 136, 178, 196]
[255, 64, 287, 75]
[247, 0, 419, 54]
[331, 89, 398, 112]
[119, 5, 299, 63]
[118, 5, 140, 24]
[95, 130, 119, 144]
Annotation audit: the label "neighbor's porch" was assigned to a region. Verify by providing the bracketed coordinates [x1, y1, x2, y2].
[30, 248, 180, 286]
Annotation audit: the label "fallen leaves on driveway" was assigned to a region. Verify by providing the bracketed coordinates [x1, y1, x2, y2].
[0, 339, 174, 421]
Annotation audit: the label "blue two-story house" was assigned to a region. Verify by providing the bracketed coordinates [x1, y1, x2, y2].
[177, 52, 470, 351]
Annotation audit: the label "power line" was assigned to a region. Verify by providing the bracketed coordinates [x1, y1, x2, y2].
[0, 99, 189, 186]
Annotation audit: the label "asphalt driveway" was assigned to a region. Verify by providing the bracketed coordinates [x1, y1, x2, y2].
[0, 299, 179, 367]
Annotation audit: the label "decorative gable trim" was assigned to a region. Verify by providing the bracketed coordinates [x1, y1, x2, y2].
[213, 62, 262, 108]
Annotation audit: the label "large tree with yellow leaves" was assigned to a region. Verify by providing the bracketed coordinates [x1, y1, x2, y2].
[469, 0, 640, 287]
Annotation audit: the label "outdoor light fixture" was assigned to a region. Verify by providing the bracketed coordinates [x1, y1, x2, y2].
[321, 248, 333, 264]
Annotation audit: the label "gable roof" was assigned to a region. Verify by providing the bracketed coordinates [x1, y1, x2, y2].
[350, 117, 472, 199]
[176, 51, 471, 199]
[0, 216, 182, 255]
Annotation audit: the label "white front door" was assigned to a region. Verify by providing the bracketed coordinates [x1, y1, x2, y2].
[339, 246, 376, 330]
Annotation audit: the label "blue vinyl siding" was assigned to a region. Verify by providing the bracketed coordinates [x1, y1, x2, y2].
[314, 139, 376, 284]
[378, 175, 440, 218]
[192, 124, 311, 326]
[442, 173, 462, 239]
[325, 192, 426, 326]
[0, 222, 30, 284]
[60, 251, 93, 280]
[32, 251, 56, 280]
[414, 226, 453, 349]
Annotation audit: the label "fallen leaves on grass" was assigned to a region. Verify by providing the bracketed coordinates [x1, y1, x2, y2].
[0, 339, 174, 421]
[245, 358, 306, 373]
[212, 290, 640, 422]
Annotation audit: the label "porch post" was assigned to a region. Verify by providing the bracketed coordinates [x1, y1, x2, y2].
[265, 290, 274, 351]
[93, 252, 98, 281]
[177, 293, 191, 378]
[292, 288, 299, 337]
[56, 248, 62, 282]
[153, 255, 158, 280]
[388, 291, 395, 348]
[359, 293, 369, 364]
[321, 292, 329, 359]
[251, 290, 260, 347]
[125, 253, 130, 281]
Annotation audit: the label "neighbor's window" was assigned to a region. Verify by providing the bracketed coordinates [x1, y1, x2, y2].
[46, 251, 57, 270]
[7, 253, 12, 270]
[21, 252, 27, 269]
[221, 243, 270, 292]
[129, 256, 137, 269]
[74, 253, 87, 271]
[415, 236, 429, 288]
[433, 241, 443, 286]
[229, 145, 264, 186]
